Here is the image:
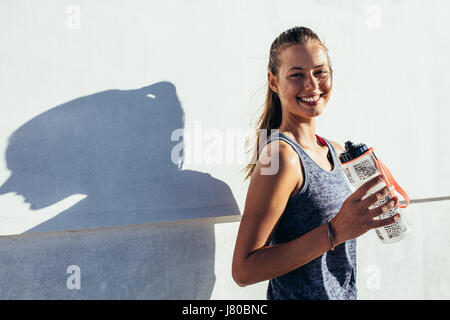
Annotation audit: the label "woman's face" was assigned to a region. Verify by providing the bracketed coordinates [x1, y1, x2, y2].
[269, 43, 332, 120]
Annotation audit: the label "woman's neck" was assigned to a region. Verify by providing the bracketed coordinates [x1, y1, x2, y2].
[278, 119, 320, 151]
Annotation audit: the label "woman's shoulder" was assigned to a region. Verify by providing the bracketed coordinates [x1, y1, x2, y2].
[255, 139, 302, 181]
[260, 138, 301, 166]
[251, 139, 303, 201]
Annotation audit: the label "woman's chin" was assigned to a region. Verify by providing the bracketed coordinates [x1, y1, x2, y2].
[297, 105, 326, 118]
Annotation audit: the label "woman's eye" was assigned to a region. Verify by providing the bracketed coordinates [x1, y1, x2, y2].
[291, 70, 328, 78]
[316, 70, 328, 78]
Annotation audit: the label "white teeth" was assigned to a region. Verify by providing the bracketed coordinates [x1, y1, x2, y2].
[298, 95, 320, 102]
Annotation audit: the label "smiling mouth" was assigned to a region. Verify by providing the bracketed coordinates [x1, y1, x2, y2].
[296, 94, 323, 105]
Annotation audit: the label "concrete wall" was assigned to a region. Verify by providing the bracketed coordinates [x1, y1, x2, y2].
[0, 0, 449, 299]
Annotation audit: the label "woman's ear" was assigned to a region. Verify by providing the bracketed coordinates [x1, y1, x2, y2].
[268, 71, 279, 94]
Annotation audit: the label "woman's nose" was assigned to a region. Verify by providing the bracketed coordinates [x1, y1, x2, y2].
[303, 72, 319, 90]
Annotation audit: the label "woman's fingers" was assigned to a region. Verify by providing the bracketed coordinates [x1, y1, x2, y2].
[367, 197, 398, 219]
[353, 175, 385, 201]
[369, 213, 401, 229]
[361, 185, 394, 209]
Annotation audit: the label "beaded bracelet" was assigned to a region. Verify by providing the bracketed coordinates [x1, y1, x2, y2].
[327, 222, 335, 251]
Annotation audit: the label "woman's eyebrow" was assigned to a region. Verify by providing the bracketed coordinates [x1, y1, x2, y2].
[289, 64, 325, 71]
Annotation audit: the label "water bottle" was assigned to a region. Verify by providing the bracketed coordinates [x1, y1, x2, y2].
[339, 141, 411, 244]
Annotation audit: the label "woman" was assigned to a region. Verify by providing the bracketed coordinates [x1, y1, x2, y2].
[232, 26, 400, 300]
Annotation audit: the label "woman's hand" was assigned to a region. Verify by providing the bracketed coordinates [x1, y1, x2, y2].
[330, 174, 400, 245]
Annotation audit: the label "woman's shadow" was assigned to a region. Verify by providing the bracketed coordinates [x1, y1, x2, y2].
[0, 81, 240, 298]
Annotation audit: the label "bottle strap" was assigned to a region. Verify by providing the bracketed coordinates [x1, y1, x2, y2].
[315, 134, 327, 146]
[375, 158, 410, 208]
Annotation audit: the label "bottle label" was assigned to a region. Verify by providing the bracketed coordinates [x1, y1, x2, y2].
[341, 152, 409, 243]
[342, 153, 379, 189]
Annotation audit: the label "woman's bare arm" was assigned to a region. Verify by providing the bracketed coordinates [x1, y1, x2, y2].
[232, 141, 332, 286]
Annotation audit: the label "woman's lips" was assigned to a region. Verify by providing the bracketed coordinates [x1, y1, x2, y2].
[297, 94, 323, 106]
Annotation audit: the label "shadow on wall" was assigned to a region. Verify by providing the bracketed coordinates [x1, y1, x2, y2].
[0, 81, 240, 299]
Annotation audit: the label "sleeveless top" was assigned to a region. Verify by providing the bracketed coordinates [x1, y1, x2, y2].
[262, 132, 357, 300]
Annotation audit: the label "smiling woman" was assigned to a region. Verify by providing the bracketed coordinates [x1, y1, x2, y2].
[269, 40, 333, 120]
[233, 27, 400, 300]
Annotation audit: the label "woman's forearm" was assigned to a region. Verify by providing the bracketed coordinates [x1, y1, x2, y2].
[236, 223, 336, 286]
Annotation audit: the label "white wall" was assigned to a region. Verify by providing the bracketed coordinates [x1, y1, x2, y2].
[0, 0, 449, 299]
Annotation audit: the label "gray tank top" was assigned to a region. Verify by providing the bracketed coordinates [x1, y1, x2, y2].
[262, 132, 357, 300]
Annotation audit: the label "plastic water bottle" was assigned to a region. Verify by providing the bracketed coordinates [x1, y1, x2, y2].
[339, 141, 411, 244]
